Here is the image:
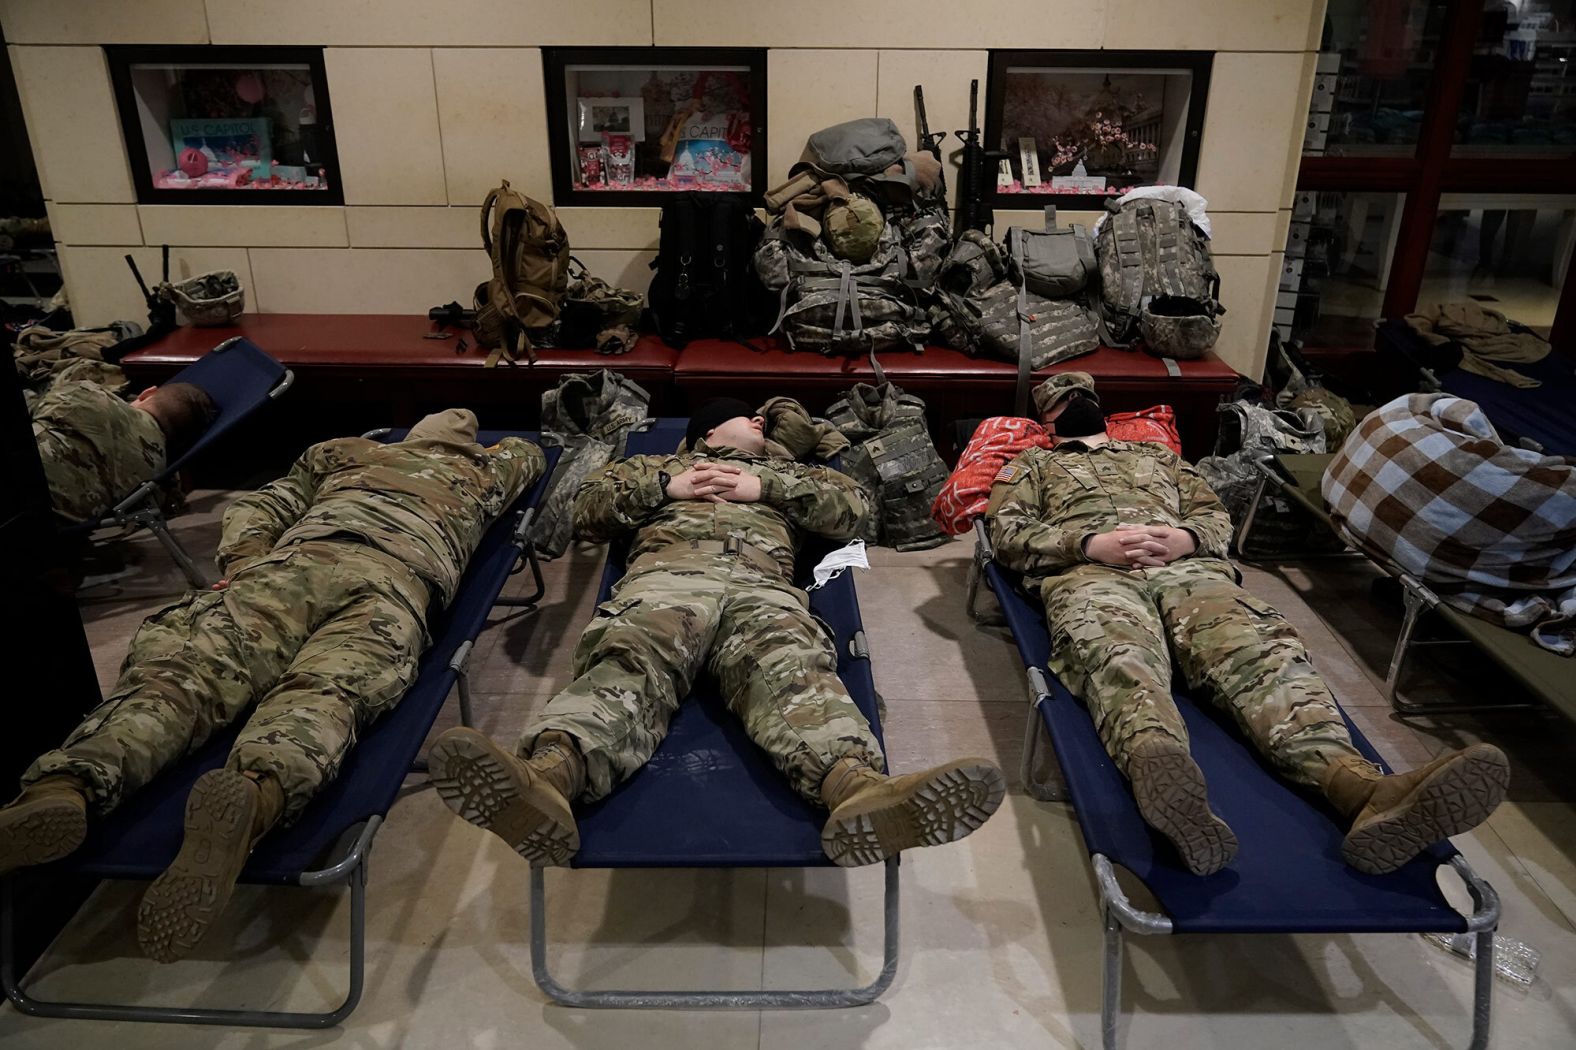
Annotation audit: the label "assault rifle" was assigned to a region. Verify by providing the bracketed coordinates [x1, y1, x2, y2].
[954, 79, 1010, 237]
[913, 85, 947, 201]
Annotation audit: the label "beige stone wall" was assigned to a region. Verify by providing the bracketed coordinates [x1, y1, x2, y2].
[2, 0, 1325, 377]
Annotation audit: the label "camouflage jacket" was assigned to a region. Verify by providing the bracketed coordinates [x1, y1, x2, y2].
[32, 380, 166, 522]
[988, 440, 1234, 578]
[572, 440, 869, 578]
[218, 436, 545, 606]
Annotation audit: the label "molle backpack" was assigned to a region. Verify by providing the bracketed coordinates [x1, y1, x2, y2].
[1095, 196, 1223, 352]
[473, 179, 571, 367]
[647, 194, 769, 348]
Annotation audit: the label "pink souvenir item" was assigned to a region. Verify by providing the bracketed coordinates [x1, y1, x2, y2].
[177, 147, 209, 178]
[235, 71, 265, 104]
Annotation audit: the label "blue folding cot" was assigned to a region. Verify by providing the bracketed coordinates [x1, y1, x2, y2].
[970, 520, 1500, 1050]
[529, 420, 897, 1009]
[2, 431, 559, 1029]
[64, 336, 294, 588]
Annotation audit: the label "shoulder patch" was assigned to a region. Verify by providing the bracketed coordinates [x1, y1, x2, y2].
[994, 462, 1025, 485]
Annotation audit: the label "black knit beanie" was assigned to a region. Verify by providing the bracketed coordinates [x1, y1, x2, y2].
[686, 398, 757, 449]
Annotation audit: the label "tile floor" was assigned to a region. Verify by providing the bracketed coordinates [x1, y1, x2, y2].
[3, 493, 1575, 1048]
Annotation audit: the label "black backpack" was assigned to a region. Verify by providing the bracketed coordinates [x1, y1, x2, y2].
[647, 194, 769, 347]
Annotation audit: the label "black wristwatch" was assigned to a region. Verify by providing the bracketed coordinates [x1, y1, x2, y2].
[657, 470, 672, 501]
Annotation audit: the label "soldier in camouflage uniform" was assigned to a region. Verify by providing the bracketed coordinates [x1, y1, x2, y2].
[32, 379, 216, 522]
[989, 376, 1509, 876]
[430, 397, 1006, 869]
[0, 409, 544, 962]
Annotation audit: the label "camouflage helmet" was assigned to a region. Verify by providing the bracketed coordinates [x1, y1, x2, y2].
[1031, 372, 1097, 418]
[824, 193, 885, 264]
[1139, 294, 1221, 361]
[160, 269, 244, 327]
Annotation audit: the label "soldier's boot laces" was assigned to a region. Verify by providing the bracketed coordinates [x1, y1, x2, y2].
[1126, 732, 1238, 876]
[429, 727, 583, 867]
[819, 756, 1007, 867]
[0, 775, 90, 875]
[138, 768, 285, 963]
[1324, 744, 1509, 875]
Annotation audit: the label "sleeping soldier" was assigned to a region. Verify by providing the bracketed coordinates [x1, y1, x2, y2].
[429, 397, 1007, 868]
[988, 375, 1510, 877]
[0, 410, 544, 962]
[32, 378, 216, 522]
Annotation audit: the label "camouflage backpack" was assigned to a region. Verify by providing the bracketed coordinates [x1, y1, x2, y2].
[755, 219, 929, 379]
[1096, 197, 1223, 357]
[932, 228, 1100, 413]
[473, 179, 571, 367]
[826, 382, 949, 552]
[554, 256, 644, 353]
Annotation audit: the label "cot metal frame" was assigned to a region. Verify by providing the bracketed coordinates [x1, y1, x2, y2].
[1237, 458, 1535, 716]
[528, 856, 900, 1009]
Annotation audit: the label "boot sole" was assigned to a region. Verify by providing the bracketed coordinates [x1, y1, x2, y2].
[429, 728, 579, 867]
[1128, 743, 1238, 877]
[821, 760, 1007, 867]
[137, 769, 258, 963]
[0, 795, 87, 875]
[1343, 747, 1511, 875]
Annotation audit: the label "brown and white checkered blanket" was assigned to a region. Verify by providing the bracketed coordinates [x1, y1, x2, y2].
[1322, 393, 1576, 655]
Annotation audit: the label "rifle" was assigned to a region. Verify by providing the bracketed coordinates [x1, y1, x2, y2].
[124, 244, 177, 333]
[954, 79, 1010, 238]
[913, 86, 947, 202]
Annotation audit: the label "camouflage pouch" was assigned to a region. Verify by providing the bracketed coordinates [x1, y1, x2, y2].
[558, 257, 644, 349]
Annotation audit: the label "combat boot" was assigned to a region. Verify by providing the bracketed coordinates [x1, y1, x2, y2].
[1323, 744, 1509, 875]
[1125, 730, 1238, 876]
[428, 727, 583, 867]
[137, 768, 285, 963]
[819, 756, 1006, 867]
[0, 775, 89, 874]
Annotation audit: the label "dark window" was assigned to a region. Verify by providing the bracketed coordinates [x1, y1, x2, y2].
[106, 45, 343, 206]
[983, 50, 1212, 211]
[543, 47, 767, 206]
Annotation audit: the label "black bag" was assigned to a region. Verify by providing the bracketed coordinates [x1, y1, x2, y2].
[647, 194, 769, 347]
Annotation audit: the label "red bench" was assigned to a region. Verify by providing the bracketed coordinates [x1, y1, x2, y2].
[123, 314, 1241, 459]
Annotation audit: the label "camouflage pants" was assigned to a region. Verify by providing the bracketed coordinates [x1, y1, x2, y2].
[1038, 557, 1363, 788]
[519, 549, 885, 802]
[24, 540, 430, 822]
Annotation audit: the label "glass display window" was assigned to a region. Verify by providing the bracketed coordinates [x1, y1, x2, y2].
[984, 50, 1212, 210]
[1278, 190, 1409, 349]
[543, 48, 767, 206]
[1453, 1, 1576, 159]
[1419, 194, 1576, 334]
[107, 45, 342, 205]
[1308, 0, 1449, 158]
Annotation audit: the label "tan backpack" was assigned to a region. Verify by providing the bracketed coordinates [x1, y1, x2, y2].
[472, 179, 570, 366]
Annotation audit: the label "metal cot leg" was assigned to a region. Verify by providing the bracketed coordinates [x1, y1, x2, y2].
[1469, 929, 1494, 1050]
[1233, 470, 1271, 557]
[530, 857, 900, 1008]
[133, 503, 207, 589]
[1385, 583, 1426, 704]
[1102, 907, 1123, 1050]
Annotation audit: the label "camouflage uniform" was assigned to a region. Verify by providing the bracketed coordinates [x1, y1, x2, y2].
[519, 441, 883, 801]
[23, 425, 545, 822]
[32, 380, 165, 522]
[989, 440, 1364, 788]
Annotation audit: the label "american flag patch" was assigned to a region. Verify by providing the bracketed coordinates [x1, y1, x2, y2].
[994, 463, 1020, 484]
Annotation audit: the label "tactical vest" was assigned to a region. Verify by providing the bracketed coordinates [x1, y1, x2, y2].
[1194, 400, 1338, 558]
[826, 382, 948, 552]
[473, 180, 571, 367]
[530, 370, 653, 557]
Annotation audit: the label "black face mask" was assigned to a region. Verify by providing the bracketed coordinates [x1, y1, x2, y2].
[1052, 395, 1106, 439]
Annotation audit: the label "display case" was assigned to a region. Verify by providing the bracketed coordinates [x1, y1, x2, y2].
[106, 45, 342, 205]
[543, 47, 767, 206]
[983, 50, 1212, 211]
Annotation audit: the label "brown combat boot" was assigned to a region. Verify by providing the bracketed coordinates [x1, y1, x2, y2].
[1125, 731, 1238, 877]
[137, 768, 285, 963]
[1323, 744, 1509, 875]
[0, 775, 90, 875]
[819, 756, 1006, 867]
[428, 728, 584, 867]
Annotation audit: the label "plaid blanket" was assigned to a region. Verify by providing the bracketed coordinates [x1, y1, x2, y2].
[1323, 394, 1576, 655]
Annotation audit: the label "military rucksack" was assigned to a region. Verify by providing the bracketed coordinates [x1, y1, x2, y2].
[472, 180, 570, 367]
[555, 257, 644, 349]
[1095, 197, 1223, 355]
[827, 382, 949, 552]
[756, 219, 929, 379]
[647, 193, 769, 348]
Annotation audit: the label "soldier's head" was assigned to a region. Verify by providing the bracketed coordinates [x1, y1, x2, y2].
[131, 382, 217, 459]
[1031, 373, 1107, 443]
[687, 398, 765, 455]
[406, 408, 480, 448]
